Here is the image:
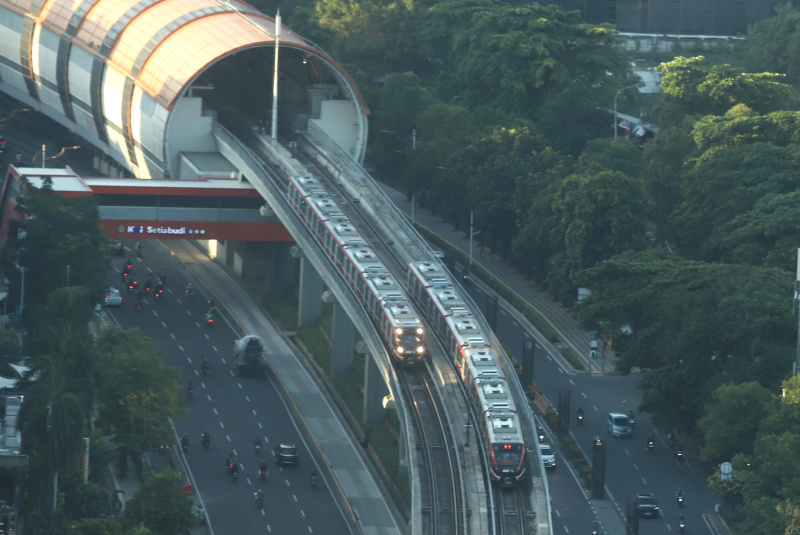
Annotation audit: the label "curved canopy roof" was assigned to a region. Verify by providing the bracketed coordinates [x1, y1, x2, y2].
[16, 0, 355, 109]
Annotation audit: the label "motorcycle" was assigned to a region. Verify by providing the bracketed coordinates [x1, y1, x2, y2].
[593, 435, 603, 447]
[127, 278, 138, 294]
[254, 443, 262, 455]
[647, 439, 655, 453]
[186, 287, 193, 300]
[201, 363, 209, 376]
[154, 288, 164, 302]
[260, 466, 268, 481]
[136, 300, 143, 312]
[254, 492, 264, 509]
[310, 473, 318, 489]
[677, 494, 684, 507]
[206, 314, 215, 328]
[577, 411, 584, 425]
[231, 465, 238, 481]
[676, 448, 685, 461]
[537, 428, 545, 443]
[678, 517, 686, 533]
[201, 433, 210, 450]
[181, 435, 189, 453]
[187, 386, 194, 401]
[591, 523, 601, 535]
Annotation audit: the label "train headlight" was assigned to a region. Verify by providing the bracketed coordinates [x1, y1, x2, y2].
[395, 328, 404, 335]
[396, 346, 404, 354]
[416, 346, 424, 354]
[416, 327, 424, 335]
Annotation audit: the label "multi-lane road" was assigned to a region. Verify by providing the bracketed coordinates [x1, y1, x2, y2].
[105, 240, 351, 534]
[465, 279, 722, 535]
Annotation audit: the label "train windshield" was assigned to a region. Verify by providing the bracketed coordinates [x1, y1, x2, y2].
[493, 443, 523, 467]
[395, 328, 424, 354]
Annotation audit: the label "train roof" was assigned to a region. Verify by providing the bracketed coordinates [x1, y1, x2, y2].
[486, 411, 524, 443]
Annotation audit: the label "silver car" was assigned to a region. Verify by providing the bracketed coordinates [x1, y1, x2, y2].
[539, 443, 556, 469]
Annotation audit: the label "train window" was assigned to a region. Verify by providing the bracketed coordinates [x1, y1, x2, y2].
[493, 443, 522, 464]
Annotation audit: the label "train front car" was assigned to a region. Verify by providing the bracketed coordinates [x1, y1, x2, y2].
[486, 411, 527, 487]
[388, 309, 425, 366]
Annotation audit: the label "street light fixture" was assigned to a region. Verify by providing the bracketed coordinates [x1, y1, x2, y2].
[36, 144, 81, 169]
[613, 84, 641, 139]
[0, 108, 31, 125]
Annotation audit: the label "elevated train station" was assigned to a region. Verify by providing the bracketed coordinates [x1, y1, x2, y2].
[0, 0, 552, 532]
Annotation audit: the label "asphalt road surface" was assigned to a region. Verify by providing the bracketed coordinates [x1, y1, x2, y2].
[105, 240, 351, 534]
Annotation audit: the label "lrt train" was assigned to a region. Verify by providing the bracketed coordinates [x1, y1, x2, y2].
[286, 175, 426, 366]
[407, 260, 527, 487]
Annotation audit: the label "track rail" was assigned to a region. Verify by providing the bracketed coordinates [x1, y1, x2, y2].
[496, 486, 530, 535]
[401, 367, 464, 535]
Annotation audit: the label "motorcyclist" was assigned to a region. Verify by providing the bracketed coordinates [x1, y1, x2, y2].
[255, 489, 264, 507]
[678, 514, 686, 532]
[592, 520, 601, 533]
[676, 488, 684, 505]
[646, 434, 655, 446]
[259, 460, 268, 476]
[537, 427, 545, 443]
[628, 409, 636, 426]
[181, 434, 189, 451]
[158, 268, 167, 283]
[254, 435, 263, 447]
[201, 430, 210, 447]
[144, 273, 153, 289]
[594, 433, 602, 444]
[201, 358, 210, 373]
[310, 469, 319, 486]
[577, 407, 584, 421]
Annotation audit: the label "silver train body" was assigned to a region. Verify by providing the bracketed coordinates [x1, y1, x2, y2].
[287, 176, 426, 366]
[408, 261, 526, 486]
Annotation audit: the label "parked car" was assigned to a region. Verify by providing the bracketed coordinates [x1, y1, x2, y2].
[104, 287, 123, 307]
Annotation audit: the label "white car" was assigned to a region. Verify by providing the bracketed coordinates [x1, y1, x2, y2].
[104, 287, 123, 307]
[539, 443, 556, 469]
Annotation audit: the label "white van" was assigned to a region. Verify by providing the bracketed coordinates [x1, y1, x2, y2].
[607, 412, 632, 437]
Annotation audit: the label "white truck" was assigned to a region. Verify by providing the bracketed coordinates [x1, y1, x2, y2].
[233, 335, 267, 377]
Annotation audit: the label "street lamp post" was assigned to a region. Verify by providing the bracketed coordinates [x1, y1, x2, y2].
[613, 84, 640, 139]
[35, 144, 81, 168]
[411, 189, 425, 228]
[468, 210, 482, 267]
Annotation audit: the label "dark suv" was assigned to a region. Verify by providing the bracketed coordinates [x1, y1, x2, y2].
[634, 493, 660, 518]
[275, 443, 298, 465]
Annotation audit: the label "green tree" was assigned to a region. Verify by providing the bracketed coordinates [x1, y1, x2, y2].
[93, 327, 186, 457]
[2, 178, 108, 326]
[448, 3, 629, 123]
[575, 254, 794, 430]
[543, 167, 646, 300]
[665, 142, 800, 261]
[17, 287, 97, 518]
[369, 72, 436, 184]
[122, 470, 195, 535]
[698, 381, 777, 465]
[654, 56, 796, 126]
[71, 517, 124, 535]
[743, 2, 800, 85]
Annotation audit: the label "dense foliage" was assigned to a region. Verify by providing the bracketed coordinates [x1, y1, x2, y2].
[288, 1, 800, 532]
[0, 184, 189, 533]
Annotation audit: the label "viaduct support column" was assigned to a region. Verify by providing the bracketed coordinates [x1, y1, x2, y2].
[292, 246, 322, 327]
[363, 354, 388, 424]
[322, 291, 354, 375]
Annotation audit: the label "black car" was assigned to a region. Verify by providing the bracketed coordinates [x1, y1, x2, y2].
[634, 493, 660, 518]
[274, 443, 298, 465]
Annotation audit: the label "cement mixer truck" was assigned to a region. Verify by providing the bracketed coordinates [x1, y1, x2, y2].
[233, 335, 267, 377]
